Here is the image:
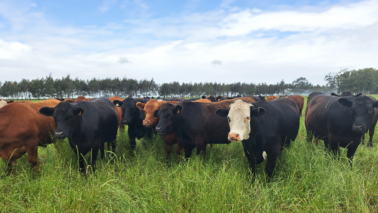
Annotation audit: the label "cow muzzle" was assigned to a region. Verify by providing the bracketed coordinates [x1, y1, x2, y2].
[155, 126, 165, 135]
[54, 131, 66, 139]
[228, 133, 241, 142]
[143, 120, 152, 127]
[352, 125, 365, 134]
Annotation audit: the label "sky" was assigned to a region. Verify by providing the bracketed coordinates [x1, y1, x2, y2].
[0, 0, 377, 85]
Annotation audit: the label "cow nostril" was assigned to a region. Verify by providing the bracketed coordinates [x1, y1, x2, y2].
[156, 126, 162, 131]
[235, 134, 239, 137]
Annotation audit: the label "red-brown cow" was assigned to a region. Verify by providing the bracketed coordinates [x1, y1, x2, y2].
[267, 96, 278, 101]
[0, 99, 60, 168]
[74, 96, 93, 102]
[287, 95, 304, 116]
[109, 96, 126, 131]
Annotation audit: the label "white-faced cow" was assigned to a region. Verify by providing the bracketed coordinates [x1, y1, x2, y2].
[216, 98, 300, 181]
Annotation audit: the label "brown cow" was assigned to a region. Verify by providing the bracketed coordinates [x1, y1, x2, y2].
[136, 98, 212, 159]
[0, 99, 60, 168]
[109, 96, 126, 131]
[267, 96, 278, 101]
[74, 96, 93, 102]
[287, 95, 304, 116]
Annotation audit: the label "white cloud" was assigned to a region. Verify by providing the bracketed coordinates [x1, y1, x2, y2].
[0, 39, 31, 59]
[212, 60, 222, 65]
[99, 0, 118, 12]
[219, 0, 378, 36]
[0, 0, 377, 85]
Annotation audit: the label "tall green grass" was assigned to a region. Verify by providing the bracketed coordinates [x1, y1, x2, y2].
[1, 96, 378, 212]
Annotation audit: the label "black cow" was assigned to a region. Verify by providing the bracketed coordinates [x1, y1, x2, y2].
[39, 97, 119, 172]
[216, 98, 299, 180]
[113, 97, 154, 150]
[306, 94, 378, 162]
[329, 91, 378, 146]
[154, 97, 257, 158]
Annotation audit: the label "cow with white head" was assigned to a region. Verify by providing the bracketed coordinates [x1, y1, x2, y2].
[216, 98, 300, 182]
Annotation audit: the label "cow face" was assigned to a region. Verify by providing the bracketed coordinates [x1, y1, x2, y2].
[216, 100, 265, 143]
[113, 98, 138, 125]
[154, 103, 182, 135]
[338, 96, 378, 134]
[136, 100, 160, 127]
[39, 102, 84, 139]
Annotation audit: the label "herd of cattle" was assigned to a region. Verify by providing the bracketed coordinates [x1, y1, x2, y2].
[0, 91, 376, 181]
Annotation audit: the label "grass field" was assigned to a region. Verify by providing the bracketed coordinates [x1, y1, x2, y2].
[1, 96, 378, 212]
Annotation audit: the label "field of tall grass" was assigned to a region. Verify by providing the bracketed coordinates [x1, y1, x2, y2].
[1, 96, 378, 212]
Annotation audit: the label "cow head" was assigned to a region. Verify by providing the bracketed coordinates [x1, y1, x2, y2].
[216, 99, 265, 142]
[338, 96, 378, 134]
[113, 97, 139, 125]
[39, 102, 84, 139]
[154, 103, 182, 135]
[136, 100, 161, 127]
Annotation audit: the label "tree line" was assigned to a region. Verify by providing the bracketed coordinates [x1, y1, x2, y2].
[0, 68, 376, 99]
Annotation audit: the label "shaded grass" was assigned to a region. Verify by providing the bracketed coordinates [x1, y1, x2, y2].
[1, 96, 378, 212]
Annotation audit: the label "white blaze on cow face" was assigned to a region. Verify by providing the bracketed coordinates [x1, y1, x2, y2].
[227, 99, 252, 142]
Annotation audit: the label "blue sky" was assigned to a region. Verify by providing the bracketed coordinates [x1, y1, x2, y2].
[0, 0, 377, 84]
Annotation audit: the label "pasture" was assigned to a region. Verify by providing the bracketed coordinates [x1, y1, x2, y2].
[1, 96, 378, 212]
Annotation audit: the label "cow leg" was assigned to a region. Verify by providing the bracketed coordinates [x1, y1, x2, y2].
[346, 145, 358, 167]
[100, 143, 105, 159]
[78, 153, 85, 173]
[327, 137, 340, 159]
[90, 147, 100, 173]
[265, 148, 280, 180]
[26, 146, 38, 168]
[184, 146, 194, 159]
[368, 122, 376, 147]
[306, 131, 313, 143]
[111, 140, 116, 153]
[242, 141, 257, 183]
[176, 142, 184, 156]
[196, 143, 207, 157]
[128, 128, 137, 152]
[166, 144, 173, 161]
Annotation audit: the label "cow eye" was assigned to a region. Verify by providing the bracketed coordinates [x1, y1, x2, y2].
[245, 116, 250, 121]
[368, 110, 373, 114]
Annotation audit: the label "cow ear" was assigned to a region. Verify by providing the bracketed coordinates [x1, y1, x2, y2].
[216, 109, 229, 118]
[338, 98, 352, 108]
[75, 106, 85, 116]
[39, 107, 55, 116]
[136, 102, 145, 110]
[373, 101, 378, 108]
[153, 110, 159, 118]
[175, 105, 183, 114]
[251, 107, 265, 117]
[113, 100, 123, 107]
